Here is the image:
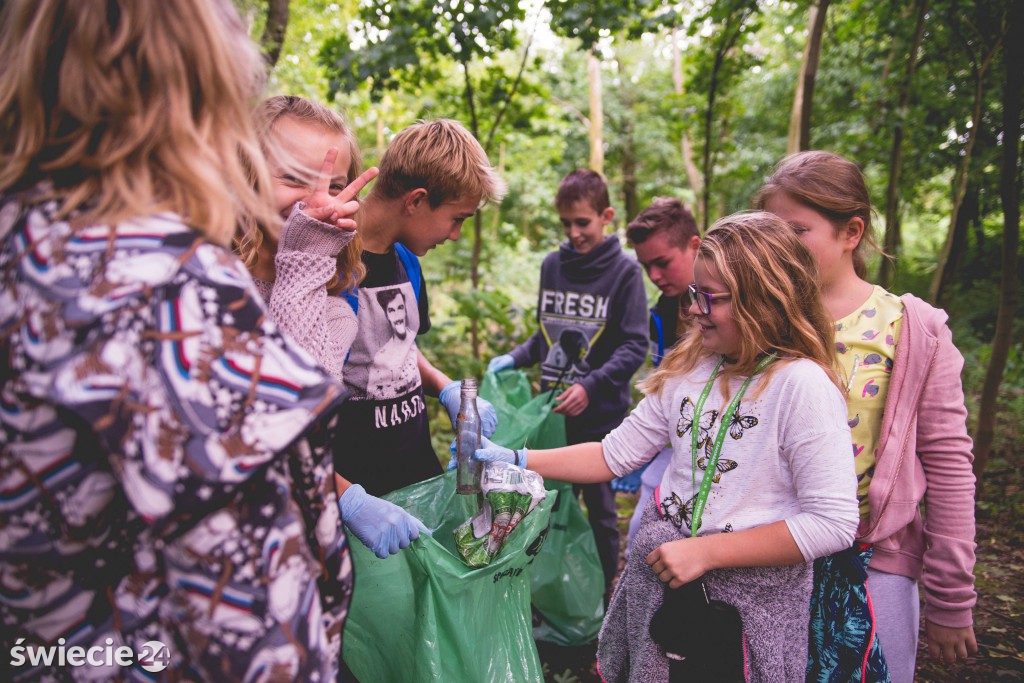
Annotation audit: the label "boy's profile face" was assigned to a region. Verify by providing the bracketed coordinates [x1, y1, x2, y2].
[634, 232, 701, 297]
[559, 200, 614, 255]
[403, 190, 480, 256]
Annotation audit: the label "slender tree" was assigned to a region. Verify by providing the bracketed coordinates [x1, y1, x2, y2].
[787, 0, 831, 153]
[260, 0, 291, 69]
[929, 2, 1006, 305]
[878, 0, 928, 288]
[672, 27, 704, 224]
[974, 0, 1022, 495]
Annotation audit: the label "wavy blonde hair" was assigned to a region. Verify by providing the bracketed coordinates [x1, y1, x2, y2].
[640, 212, 842, 399]
[238, 96, 366, 292]
[0, 0, 279, 246]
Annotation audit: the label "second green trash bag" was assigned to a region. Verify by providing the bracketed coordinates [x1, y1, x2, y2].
[481, 370, 606, 647]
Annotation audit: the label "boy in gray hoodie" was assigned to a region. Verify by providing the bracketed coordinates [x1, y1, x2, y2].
[488, 170, 648, 592]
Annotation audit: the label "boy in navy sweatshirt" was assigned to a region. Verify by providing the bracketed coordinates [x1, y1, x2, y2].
[487, 170, 648, 592]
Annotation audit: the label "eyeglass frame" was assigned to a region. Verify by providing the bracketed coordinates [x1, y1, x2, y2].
[687, 283, 731, 315]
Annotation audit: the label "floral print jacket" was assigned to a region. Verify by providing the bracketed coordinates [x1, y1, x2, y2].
[0, 189, 353, 681]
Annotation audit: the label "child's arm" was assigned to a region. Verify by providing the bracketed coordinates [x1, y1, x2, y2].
[647, 521, 803, 588]
[416, 348, 452, 397]
[527, 443, 616, 482]
[914, 323, 978, 659]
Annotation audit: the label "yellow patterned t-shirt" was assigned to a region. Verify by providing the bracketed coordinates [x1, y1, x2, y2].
[834, 286, 904, 520]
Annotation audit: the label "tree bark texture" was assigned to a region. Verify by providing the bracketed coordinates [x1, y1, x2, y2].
[673, 27, 704, 224]
[588, 52, 604, 175]
[973, 0, 1022, 494]
[787, 0, 831, 153]
[929, 17, 1003, 305]
[878, 0, 928, 288]
[260, 0, 290, 70]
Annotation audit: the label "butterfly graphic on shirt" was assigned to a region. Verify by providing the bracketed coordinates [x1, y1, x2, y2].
[661, 491, 700, 532]
[676, 396, 718, 447]
[696, 455, 738, 483]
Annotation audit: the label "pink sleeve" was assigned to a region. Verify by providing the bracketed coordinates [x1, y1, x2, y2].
[915, 322, 977, 628]
[267, 204, 357, 382]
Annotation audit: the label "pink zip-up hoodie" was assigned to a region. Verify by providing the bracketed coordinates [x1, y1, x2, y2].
[858, 294, 977, 628]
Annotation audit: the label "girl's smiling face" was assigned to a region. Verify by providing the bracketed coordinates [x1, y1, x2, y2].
[688, 259, 741, 359]
[266, 116, 352, 235]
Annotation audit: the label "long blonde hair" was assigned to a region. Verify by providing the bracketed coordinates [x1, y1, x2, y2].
[0, 0, 278, 246]
[240, 95, 366, 292]
[641, 212, 842, 398]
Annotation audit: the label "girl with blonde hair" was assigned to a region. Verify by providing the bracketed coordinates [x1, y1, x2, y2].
[757, 150, 977, 682]
[0, 1, 357, 678]
[240, 95, 378, 382]
[241, 95, 429, 565]
[465, 213, 860, 681]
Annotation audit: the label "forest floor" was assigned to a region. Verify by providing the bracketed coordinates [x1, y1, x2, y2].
[538, 455, 1024, 683]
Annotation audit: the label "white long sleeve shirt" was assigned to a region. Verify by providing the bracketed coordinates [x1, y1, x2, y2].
[602, 356, 858, 561]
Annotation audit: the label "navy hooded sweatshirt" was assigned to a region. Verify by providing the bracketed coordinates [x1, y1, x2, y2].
[510, 235, 648, 443]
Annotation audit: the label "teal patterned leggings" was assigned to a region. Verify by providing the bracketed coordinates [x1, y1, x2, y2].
[806, 544, 891, 682]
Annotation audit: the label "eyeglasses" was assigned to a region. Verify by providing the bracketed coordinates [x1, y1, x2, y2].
[687, 284, 731, 315]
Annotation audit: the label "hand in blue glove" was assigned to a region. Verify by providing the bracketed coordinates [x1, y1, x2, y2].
[439, 380, 498, 438]
[338, 484, 430, 559]
[486, 354, 515, 375]
[446, 436, 528, 470]
[610, 460, 652, 494]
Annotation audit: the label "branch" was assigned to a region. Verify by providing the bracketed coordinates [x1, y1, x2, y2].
[260, 0, 290, 70]
[484, 12, 541, 153]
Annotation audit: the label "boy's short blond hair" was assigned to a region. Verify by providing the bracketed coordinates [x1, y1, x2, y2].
[372, 119, 506, 208]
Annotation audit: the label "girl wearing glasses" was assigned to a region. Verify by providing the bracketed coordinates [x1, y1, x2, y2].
[466, 214, 859, 682]
[757, 151, 977, 683]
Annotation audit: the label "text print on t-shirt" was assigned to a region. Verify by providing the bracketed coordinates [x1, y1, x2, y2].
[373, 391, 427, 429]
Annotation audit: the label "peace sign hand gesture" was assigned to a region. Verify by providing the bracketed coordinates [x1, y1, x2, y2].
[300, 147, 379, 231]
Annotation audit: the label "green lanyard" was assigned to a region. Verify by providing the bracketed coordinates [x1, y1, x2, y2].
[689, 354, 777, 536]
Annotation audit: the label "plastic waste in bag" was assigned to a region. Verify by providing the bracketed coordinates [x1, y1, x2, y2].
[342, 469, 554, 683]
[481, 370, 606, 647]
[455, 461, 547, 567]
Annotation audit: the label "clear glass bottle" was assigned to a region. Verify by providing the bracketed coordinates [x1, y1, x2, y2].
[455, 378, 483, 494]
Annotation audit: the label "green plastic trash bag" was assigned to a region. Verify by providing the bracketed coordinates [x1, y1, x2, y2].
[342, 469, 554, 683]
[481, 370, 606, 647]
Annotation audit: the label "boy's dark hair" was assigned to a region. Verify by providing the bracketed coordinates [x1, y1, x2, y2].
[626, 198, 699, 249]
[555, 169, 610, 213]
[375, 287, 405, 310]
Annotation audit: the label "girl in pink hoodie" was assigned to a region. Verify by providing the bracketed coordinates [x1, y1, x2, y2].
[758, 151, 978, 683]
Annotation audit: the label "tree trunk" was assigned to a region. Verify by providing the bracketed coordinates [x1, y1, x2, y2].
[878, 0, 928, 288]
[787, 0, 831, 153]
[701, 14, 747, 233]
[617, 56, 638, 221]
[673, 28, 704, 224]
[260, 0, 290, 70]
[973, 0, 1023, 496]
[588, 52, 604, 175]
[622, 117, 638, 220]
[932, 182, 978, 308]
[929, 28, 1002, 305]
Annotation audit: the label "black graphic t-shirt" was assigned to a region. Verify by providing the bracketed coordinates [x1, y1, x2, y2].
[335, 247, 440, 495]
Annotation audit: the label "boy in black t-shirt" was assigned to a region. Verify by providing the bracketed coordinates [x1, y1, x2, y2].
[337, 119, 507, 496]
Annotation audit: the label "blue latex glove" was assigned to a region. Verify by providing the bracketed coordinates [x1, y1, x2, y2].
[446, 436, 528, 470]
[486, 354, 515, 374]
[610, 460, 652, 493]
[439, 380, 498, 438]
[338, 484, 430, 559]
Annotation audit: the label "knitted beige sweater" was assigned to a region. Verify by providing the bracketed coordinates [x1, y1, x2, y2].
[253, 203, 357, 382]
